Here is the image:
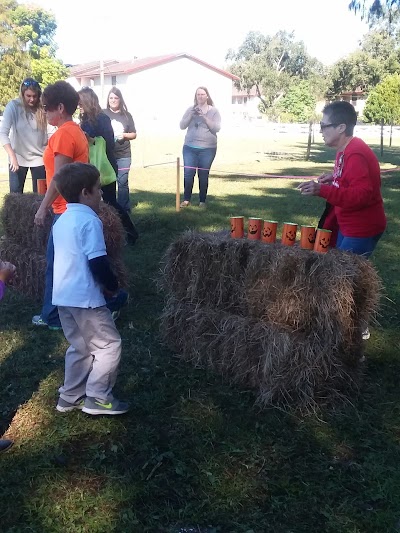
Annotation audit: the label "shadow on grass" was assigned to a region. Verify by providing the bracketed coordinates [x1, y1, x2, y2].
[0, 169, 400, 531]
[0, 290, 64, 434]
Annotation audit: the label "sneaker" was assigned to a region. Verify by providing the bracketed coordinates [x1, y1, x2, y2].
[56, 396, 85, 413]
[180, 200, 190, 208]
[32, 315, 47, 327]
[32, 315, 62, 331]
[362, 328, 370, 340]
[0, 439, 14, 453]
[199, 202, 206, 208]
[82, 396, 129, 416]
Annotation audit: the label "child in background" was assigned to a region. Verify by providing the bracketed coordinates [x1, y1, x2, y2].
[52, 162, 129, 415]
[0, 260, 16, 451]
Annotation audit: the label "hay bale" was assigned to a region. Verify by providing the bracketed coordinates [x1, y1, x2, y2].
[0, 240, 46, 301]
[160, 297, 361, 410]
[1, 193, 127, 259]
[0, 199, 130, 301]
[160, 230, 255, 312]
[159, 231, 382, 411]
[1, 193, 52, 254]
[98, 203, 126, 257]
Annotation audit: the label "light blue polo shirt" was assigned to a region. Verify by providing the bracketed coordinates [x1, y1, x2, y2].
[52, 203, 107, 309]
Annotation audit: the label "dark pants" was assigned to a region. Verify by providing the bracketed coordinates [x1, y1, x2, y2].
[101, 181, 139, 243]
[182, 145, 217, 203]
[9, 165, 46, 193]
[41, 214, 61, 327]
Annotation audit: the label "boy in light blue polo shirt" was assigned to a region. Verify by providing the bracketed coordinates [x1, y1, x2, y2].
[52, 162, 129, 416]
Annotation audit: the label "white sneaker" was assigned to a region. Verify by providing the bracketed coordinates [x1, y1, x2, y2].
[362, 328, 370, 340]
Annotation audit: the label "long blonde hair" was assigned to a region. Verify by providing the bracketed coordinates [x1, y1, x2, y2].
[19, 78, 47, 132]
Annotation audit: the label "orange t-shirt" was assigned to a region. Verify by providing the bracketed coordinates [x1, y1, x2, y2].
[44, 121, 89, 214]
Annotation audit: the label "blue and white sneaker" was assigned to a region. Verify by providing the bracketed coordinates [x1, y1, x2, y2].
[82, 397, 129, 416]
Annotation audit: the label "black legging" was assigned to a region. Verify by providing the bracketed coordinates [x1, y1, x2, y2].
[101, 181, 139, 244]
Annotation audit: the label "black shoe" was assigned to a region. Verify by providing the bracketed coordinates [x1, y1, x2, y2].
[0, 439, 14, 452]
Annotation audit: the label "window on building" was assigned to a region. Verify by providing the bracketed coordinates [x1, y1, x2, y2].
[111, 75, 117, 85]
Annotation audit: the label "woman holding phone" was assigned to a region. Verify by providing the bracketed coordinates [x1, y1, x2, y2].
[179, 86, 221, 208]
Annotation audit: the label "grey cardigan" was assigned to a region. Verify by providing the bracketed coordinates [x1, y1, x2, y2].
[180, 106, 221, 149]
[0, 98, 48, 167]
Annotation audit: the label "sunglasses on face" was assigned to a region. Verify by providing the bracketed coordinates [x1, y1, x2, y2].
[23, 80, 41, 90]
[320, 123, 339, 131]
[43, 104, 60, 112]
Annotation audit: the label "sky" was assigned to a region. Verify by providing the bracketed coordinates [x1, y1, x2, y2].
[27, 0, 370, 68]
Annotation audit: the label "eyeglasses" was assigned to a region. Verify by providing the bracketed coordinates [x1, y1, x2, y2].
[23, 80, 41, 89]
[43, 104, 59, 112]
[320, 122, 339, 131]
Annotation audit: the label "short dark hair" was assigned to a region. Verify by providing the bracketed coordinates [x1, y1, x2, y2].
[54, 163, 100, 203]
[43, 81, 79, 115]
[322, 101, 357, 136]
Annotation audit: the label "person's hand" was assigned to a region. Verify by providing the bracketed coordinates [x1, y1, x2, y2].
[116, 133, 124, 141]
[34, 206, 48, 226]
[9, 154, 19, 172]
[317, 173, 334, 184]
[297, 180, 321, 196]
[103, 288, 118, 299]
[0, 262, 16, 284]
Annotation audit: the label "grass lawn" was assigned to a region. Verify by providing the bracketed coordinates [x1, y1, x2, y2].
[0, 125, 399, 532]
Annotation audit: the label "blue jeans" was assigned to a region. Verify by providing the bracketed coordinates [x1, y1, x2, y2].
[41, 214, 62, 327]
[9, 165, 45, 193]
[337, 231, 383, 258]
[182, 145, 217, 203]
[116, 157, 131, 212]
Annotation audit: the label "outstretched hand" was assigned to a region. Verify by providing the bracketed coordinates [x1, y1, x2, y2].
[297, 180, 321, 196]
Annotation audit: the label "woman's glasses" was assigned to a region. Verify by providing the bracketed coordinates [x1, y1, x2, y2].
[23, 80, 41, 89]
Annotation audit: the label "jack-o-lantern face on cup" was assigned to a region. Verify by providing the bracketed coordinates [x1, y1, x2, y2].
[247, 218, 262, 240]
[300, 225, 316, 250]
[281, 223, 298, 246]
[262, 220, 278, 243]
[314, 229, 332, 253]
[230, 216, 244, 238]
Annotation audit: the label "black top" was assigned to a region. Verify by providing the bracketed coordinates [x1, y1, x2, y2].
[103, 108, 136, 159]
[80, 112, 118, 175]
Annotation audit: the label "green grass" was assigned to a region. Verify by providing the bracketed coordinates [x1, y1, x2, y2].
[0, 129, 400, 532]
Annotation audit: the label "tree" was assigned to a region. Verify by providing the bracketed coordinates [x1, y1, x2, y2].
[226, 30, 327, 113]
[328, 27, 400, 96]
[349, 0, 400, 23]
[276, 81, 316, 123]
[31, 47, 69, 86]
[363, 73, 400, 123]
[0, 2, 67, 110]
[0, 0, 30, 111]
[10, 4, 57, 58]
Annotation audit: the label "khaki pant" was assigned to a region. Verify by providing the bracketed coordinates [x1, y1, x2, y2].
[58, 306, 122, 403]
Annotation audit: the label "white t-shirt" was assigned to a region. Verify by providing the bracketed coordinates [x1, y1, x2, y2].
[52, 204, 107, 308]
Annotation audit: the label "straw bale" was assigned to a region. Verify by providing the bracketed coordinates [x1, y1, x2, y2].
[1, 194, 126, 259]
[160, 230, 255, 312]
[159, 231, 382, 410]
[160, 297, 361, 410]
[98, 203, 126, 258]
[0, 240, 46, 301]
[1, 193, 52, 254]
